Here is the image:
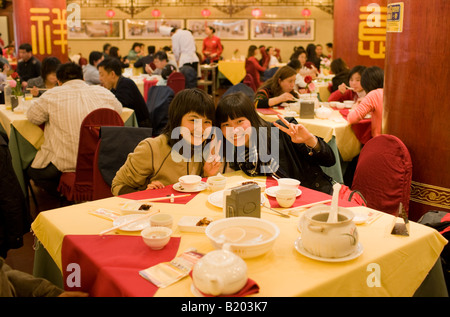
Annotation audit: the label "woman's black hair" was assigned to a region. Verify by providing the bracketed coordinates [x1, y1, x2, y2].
[347, 65, 367, 81]
[162, 88, 216, 147]
[361, 66, 384, 93]
[56, 62, 83, 83]
[330, 58, 348, 75]
[41, 57, 61, 80]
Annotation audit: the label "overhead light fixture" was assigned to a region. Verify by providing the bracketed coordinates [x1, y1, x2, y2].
[302, 8, 312, 17]
[151, 9, 161, 18]
[252, 8, 262, 18]
[201, 8, 211, 18]
[106, 9, 116, 18]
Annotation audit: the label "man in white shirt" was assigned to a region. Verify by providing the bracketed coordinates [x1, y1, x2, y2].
[170, 28, 199, 71]
[26, 62, 123, 197]
[83, 51, 103, 85]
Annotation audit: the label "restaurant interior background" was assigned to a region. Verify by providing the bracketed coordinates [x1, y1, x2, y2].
[0, 0, 449, 222]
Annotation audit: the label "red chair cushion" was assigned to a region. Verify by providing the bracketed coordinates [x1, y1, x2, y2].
[351, 135, 412, 216]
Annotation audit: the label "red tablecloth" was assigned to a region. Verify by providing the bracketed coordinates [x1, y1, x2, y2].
[265, 177, 359, 208]
[338, 109, 372, 145]
[61, 235, 181, 297]
[118, 179, 207, 204]
[257, 108, 281, 115]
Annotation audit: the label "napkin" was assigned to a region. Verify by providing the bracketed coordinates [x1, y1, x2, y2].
[118, 179, 207, 204]
[61, 235, 181, 297]
[189, 272, 260, 297]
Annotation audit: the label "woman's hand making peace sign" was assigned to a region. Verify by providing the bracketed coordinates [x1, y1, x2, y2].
[273, 114, 319, 149]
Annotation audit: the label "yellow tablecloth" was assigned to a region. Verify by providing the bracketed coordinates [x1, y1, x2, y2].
[31, 171, 447, 297]
[218, 60, 246, 85]
[259, 108, 361, 162]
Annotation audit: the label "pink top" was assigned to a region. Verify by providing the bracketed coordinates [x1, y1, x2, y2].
[347, 88, 383, 137]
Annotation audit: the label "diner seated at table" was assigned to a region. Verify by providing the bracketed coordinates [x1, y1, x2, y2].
[111, 88, 218, 195]
[214, 92, 336, 195]
[134, 45, 155, 74]
[329, 58, 350, 93]
[254, 66, 298, 108]
[26, 62, 123, 197]
[267, 46, 280, 68]
[127, 42, 144, 62]
[98, 58, 151, 128]
[306, 43, 321, 74]
[290, 47, 307, 69]
[245, 45, 267, 90]
[328, 65, 367, 103]
[27, 56, 61, 97]
[16, 43, 41, 88]
[108, 46, 129, 68]
[0, 61, 9, 103]
[347, 66, 384, 137]
[144, 50, 178, 78]
[82, 51, 103, 85]
[287, 59, 309, 94]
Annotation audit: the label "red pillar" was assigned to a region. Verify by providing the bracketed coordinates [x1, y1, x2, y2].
[13, 0, 69, 62]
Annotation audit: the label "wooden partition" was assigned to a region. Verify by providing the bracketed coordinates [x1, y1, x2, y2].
[384, 0, 450, 221]
[13, 0, 69, 62]
[333, 0, 387, 68]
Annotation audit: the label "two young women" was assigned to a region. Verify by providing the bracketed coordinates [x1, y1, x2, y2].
[112, 88, 336, 196]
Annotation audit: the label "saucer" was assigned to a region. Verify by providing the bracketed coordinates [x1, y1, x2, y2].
[112, 214, 150, 232]
[173, 181, 208, 193]
[265, 186, 302, 198]
[294, 237, 363, 262]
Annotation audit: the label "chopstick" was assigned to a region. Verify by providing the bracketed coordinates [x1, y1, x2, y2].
[345, 85, 355, 90]
[26, 88, 49, 91]
[261, 204, 290, 218]
[99, 209, 159, 235]
[283, 199, 332, 213]
[138, 194, 191, 202]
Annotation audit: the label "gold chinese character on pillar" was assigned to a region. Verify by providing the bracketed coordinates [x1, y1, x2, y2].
[13, 0, 69, 62]
[357, 4, 387, 59]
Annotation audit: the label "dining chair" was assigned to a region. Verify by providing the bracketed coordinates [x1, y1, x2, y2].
[143, 78, 158, 103]
[222, 83, 255, 101]
[93, 126, 153, 200]
[166, 71, 185, 95]
[146, 85, 174, 137]
[57, 108, 124, 202]
[243, 73, 257, 92]
[351, 134, 413, 216]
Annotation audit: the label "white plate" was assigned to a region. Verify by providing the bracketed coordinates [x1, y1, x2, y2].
[178, 216, 213, 233]
[294, 237, 363, 262]
[173, 181, 208, 193]
[112, 214, 150, 232]
[207, 190, 266, 208]
[265, 186, 302, 198]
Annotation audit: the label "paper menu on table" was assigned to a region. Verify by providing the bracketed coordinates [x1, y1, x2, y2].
[139, 251, 204, 288]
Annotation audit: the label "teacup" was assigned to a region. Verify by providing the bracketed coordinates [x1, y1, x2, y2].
[207, 175, 226, 192]
[179, 175, 202, 191]
[192, 250, 248, 296]
[277, 178, 300, 191]
[150, 213, 173, 229]
[141, 227, 172, 250]
[275, 189, 297, 208]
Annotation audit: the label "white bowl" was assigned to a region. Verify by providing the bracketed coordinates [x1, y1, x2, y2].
[205, 217, 280, 258]
[330, 101, 345, 109]
[150, 213, 173, 229]
[179, 175, 202, 191]
[277, 178, 300, 190]
[141, 226, 172, 250]
[275, 189, 297, 208]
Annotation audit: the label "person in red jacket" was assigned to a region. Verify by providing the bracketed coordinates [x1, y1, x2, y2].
[245, 45, 267, 90]
[202, 26, 223, 64]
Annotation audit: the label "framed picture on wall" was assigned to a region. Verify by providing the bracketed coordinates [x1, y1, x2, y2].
[124, 19, 184, 39]
[186, 19, 248, 40]
[68, 20, 123, 40]
[250, 19, 315, 41]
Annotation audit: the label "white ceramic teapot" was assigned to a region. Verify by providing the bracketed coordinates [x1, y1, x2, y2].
[315, 106, 333, 119]
[299, 205, 358, 258]
[192, 250, 247, 296]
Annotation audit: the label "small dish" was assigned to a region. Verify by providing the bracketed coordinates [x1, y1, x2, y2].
[265, 186, 302, 198]
[178, 216, 213, 233]
[173, 181, 208, 193]
[120, 201, 153, 215]
[294, 237, 363, 262]
[352, 212, 369, 225]
[112, 214, 150, 232]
